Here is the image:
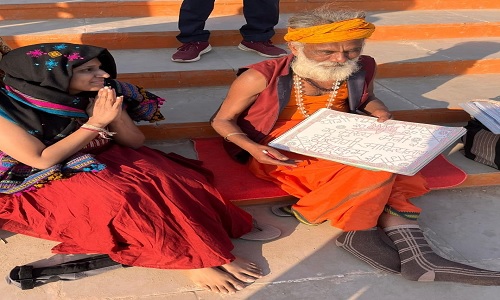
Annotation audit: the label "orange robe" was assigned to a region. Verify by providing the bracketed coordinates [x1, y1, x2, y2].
[248, 85, 429, 231]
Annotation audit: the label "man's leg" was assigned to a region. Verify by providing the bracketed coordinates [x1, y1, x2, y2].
[172, 0, 214, 62]
[240, 0, 278, 41]
[336, 172, 426, 274]
[272, 204, 402, 273]
[176, 0, 214, 43]
[238, 0, 286, 57]
[336, 228, 401, 274]
[379, 213, 500, 285]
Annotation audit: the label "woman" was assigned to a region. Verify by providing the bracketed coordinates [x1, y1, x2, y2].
[0, 43, 267, 294]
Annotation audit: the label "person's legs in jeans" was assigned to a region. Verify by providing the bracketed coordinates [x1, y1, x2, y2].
[240, 0, 279, 42]
[177, 0, 214, 43]
[172, 0, 214, 62]
[238, 0, 286, 57]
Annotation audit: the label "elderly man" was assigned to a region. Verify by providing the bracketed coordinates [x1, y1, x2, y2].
[211, 6, 500, 285]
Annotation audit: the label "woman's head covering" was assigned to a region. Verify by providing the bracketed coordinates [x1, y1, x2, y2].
[0, 43, 116, 112]
[0, 43, 163, 144]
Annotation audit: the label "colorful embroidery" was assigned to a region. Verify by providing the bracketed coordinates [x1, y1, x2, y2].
[3, 86, 86, 118]
[45, 58, 59, 70]
[66, 52, 84, 61]
[383, 205, 420, 220]
[111, 80, 166, 122]
[47, 51, 62, 58]
[25, 44, 84, 71]
[0, 151, 106, 195]
[26, 49, 44, 58]
[53, 44, 68, 51]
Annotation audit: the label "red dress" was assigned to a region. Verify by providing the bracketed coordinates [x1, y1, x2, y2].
[0, 144, 252, 269]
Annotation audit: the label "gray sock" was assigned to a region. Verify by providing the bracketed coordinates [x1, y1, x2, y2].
[336, 228, 401, 274]
[384, 225, 500, 285]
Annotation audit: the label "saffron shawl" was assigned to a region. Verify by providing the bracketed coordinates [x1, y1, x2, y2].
[0, 43, 165, 194]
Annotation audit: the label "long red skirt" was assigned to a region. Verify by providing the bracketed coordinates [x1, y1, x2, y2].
[0, 145, 253, 269]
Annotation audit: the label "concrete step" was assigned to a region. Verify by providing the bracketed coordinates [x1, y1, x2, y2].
[143, 73, 500, 125]
[2, 10, 499, 49]
[2, 0, 499, 20]
[133, 72, 498, 141]
[102, 37, 500, 89]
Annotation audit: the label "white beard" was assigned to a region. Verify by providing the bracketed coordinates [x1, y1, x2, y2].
[291, 49, 360, 82]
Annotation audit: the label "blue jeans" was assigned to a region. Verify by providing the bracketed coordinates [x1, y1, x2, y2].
[176, 0, 280, 43]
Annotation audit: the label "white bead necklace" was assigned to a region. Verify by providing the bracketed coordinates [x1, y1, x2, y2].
[293, 74, 341, 117]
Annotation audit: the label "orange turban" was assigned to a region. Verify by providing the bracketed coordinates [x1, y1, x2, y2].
[284, 18, 375, 44]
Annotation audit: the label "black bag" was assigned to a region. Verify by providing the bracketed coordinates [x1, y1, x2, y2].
[462, 119, 500, 169]
[6, 254, 127, 290]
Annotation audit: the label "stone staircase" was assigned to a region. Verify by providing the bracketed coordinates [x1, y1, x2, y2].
[1, 0, 500, 189]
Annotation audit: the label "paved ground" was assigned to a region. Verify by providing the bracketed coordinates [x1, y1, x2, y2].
[2, 184, 500, 300]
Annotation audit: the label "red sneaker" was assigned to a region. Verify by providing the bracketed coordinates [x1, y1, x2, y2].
[238, 40, 287, 58]
[171, 41, 212, 62]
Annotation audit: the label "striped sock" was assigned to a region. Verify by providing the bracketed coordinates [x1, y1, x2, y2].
[384, 225, 500, 285]
[335, 228, 401, 274]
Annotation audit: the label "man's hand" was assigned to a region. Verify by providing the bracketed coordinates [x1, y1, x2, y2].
[250, 146, 299, 167]
[370, 109, 393, 122]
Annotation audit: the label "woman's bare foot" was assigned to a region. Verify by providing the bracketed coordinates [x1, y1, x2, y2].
[219, 257, 263, 283]
[186, 257, 263, 294]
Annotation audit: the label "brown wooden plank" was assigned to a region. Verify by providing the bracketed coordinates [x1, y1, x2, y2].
[392, 108, 471, 124]
[139, 122, 219, 140]
[139, 108, 471, 140]
[457, 173, 500, 188]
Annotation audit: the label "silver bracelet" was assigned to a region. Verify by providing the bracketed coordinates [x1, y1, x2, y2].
[224, 132, 247, 142]
[80, 123, 116, 139]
